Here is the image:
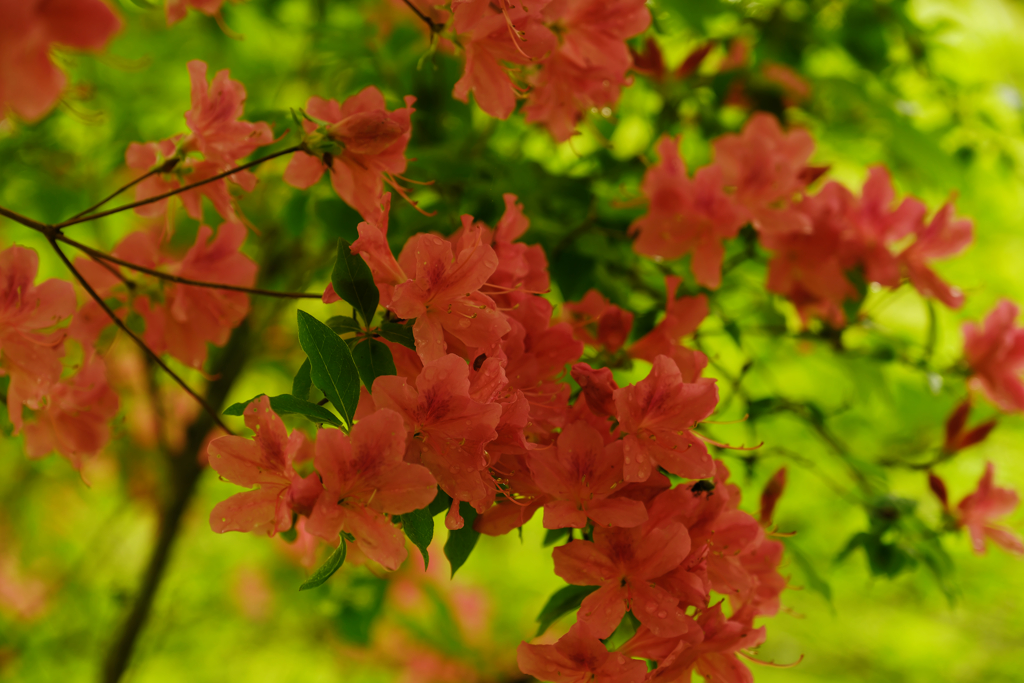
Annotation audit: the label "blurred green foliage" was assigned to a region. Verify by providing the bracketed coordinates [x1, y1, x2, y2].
[1, 0, 1023, 681]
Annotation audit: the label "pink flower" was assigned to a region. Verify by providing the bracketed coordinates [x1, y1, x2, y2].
[0, 245, 76, 431]
[372, 354, 502, 528]
[390, 230, 510, 364]
[133, 222, 257, 369]
[713, 112, 815, 235]
[552, 516, 693, 639]
[126, 61, 271, 223]
[306, 409, 437, 571]
[0, 0, 121, 121]
[284, 88, 416, 221]
[956, 462, 1023, 555]
[563, 290, 634, 355]
[630, 137, 747, 289]
[614, 355, 718, 482]
[528, 419, 648, 529]
[207, 395, 322, 537]
[517, 623, 648, 683]
[963, 299, 1024, 412]
[629, 276, 708, 382]
[451, 0, 556, 119]
[22, 354, 119, 472]
[842, 167, 927, 287]
[900, 202, 972, 308]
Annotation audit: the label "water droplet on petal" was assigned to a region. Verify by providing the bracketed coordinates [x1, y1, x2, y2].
[624, 457, 631, 465]
[645, 601, 657, 613]
[636, 454, 645, 463]
[657, 610, 667, 618]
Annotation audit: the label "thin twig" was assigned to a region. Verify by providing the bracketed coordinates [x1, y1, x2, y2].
[64, 166, 166, 223]
[58, 234, 321, 299]
[47, 238, 233, 434]
[54, 146, 302, 229]
[400, 0, 445, 32]
[84, 250, 137, 290]
[0, 205, 49, 231]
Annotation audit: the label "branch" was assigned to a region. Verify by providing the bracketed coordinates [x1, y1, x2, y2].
[47, 238, 233, 434]
[63, 164, 169, 223]
[57, 234, 321, 299]
[0, 205, 49, 231]
[54, 145, 302, 229]
[400, 0, 445, 33]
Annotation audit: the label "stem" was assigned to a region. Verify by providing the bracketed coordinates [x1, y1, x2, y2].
[47, 238, 232, 434]
[55, 146, 302, 229]
[400, 0, 445, 32]
[57, 234, 321, 299]
[0, 205, 48, 231]
[64, 166, 165, 223]
[102, 322, 251, 683]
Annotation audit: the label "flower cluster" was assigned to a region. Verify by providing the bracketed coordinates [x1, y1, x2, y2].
[0, 245, 118, 471]
[126, 61, 274, 226]
[631, 116, 973, 327]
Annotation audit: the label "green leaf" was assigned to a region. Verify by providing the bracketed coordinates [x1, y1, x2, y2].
[297, 310, 360, 426]
[428, 488, 453, 517]
[332, 238, 380, 327]
[335, 575, 389, 645]
[292, 359, 312, 401]
[299, 537, 347, 591]
[543, 528, 570, 547]
[223, 393, 342, 427]
[401, 507, 435, 569]
[353, 338, 397, 391]
[443, 502, 480, 577]
[380, 320, 416, 350]
[535, 584, 599, 636]
[326, 315, 362, 335]
[781, 537, 833, 606]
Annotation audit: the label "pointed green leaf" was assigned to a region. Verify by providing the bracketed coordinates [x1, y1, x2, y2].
[353, 338, 396, 391]
[535, 585, 599, 636]
[380, 320, 416, 350]
[292, 359, 312, 401]
[781, 537, 833, 606]
[428, 488, 453, 517]
[332, 238, 379, 327]
[401, 507, 434, 569]
[543, 528, 570, 547]
[223, 393, 342, 427]
[326, 315, 362, 335]
[297, 310, 360, 426]
[299, 537, 347, 591]
[443, 502, 480, 577]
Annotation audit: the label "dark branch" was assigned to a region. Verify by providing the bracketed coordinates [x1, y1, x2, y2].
[0, 205, 49, 231]
[55, 145, 302, 229]
[47, 238, 233, 434]
[58, 234, 321, 299]
[400, 0, 445, 33]
[63, 163, 170, 223]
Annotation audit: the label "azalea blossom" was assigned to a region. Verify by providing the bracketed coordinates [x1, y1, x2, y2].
[0, 0, 122, 121]
[306, 409, 437, 570]
[628, 275, 708, 382]
[900, 201, 972, 308]
[517, 623, 648, 683]
[22, 354, 119, 472]
[127, 60, 273, 223]
[527, 420, 648, 529]
[614, 355, 718, 482]
[956, 462, 1023, 555]
[207, 395, 322, 537]
[0, 245, 76, 432]
[552, 516, 693, 638]
[630, 137, 747, 288]
[371, 354, 502, 528]
[284, 87, 416, 221]
[963, 299, 1024, 412]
